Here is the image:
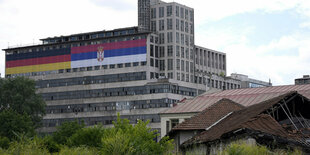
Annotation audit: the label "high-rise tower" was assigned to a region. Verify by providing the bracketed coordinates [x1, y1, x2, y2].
[138, 0, 151, 31]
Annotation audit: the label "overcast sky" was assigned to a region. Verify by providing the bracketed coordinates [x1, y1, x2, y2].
[1, 0, 310, 85]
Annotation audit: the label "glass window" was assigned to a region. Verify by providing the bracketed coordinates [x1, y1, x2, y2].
[168, 59, 173, 70]
[167, 45, 173, 56]
[159, 7, 164, 17]
[167, 5, 172, 16]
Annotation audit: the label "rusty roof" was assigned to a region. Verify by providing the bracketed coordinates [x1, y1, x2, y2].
[163, 84, 310, 114]
[171, 98, 244, 131]
[182, 92, 303, 146]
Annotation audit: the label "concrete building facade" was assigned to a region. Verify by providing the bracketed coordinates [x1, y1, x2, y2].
[3, 0, 227, 134]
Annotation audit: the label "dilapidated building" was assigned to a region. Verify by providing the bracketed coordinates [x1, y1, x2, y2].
[161, 84, 310, 153]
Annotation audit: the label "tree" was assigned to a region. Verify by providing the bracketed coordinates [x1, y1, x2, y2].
[0, 77, 46, 127]
[100, 114, 174, 155]
[52, 120, 85, 145]
[0, 109, 34, 140]
[68, 125, 105, 148]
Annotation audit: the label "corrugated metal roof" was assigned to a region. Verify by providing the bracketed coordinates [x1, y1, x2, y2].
[170, 99, 244, 131]
[163, 84, 310, 114]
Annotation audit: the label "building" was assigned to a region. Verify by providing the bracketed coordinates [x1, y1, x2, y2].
[295, 75, 310, 85]
[160, 84, 310, 138]
[162, 86, 310, 153]
[3, 0, 227, 134]
[229, 73, 272, 88]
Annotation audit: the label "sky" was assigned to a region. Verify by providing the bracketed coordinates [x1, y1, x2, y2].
[0, 0, 310, 85]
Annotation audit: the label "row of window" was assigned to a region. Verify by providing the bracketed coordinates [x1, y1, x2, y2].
[195, 48, 226, 70]
[42, 114, 160, 127]
[40, 84, 198, 101]
[45, 98, 177, 114]
[36, 72, 146, 89]
[151, 5, 194, 22]
[43, 28, 137, 45]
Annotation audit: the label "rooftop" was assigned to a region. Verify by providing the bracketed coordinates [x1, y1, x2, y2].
[162, 84, 310, 114]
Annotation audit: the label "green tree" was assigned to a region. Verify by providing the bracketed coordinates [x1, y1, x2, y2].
[68, 125, 105, 148]
[52, 120, 84, 145]
[0, 109, 34, 140]
[0, 77, 46, 127]
[101, 114, 174, 155]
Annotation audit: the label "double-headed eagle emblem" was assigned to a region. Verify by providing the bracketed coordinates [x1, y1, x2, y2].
[97, 46, 104, 62]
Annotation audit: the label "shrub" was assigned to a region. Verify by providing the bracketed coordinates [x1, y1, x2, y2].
[0, 136, 10, 149]
[68, 125, 105, 148]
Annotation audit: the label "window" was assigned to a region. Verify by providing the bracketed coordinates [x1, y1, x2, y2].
[171, 119, 179, 128]
[185, 9, 188, 20]
[167, 18, 173, 30]
[190, 10, 194, 22]
[176, 19, 179, 30]
[190, 23, 194, 34]
[117, 64, 123, 68]
[177, 72, 180, 80]
[181, 47, 184, 58]
[133, 62, 139, 66]
[125, 63, 131, 67]
[190, 62, 194, 73]
[95, 66, 100, 70]
[185, 61, 189, 73]
[185, 22, 188, 33]
[159, 60, 165, 71]
[159, 33, 165, 44]
[181, 60, 184, 71]
[109, 64, 115, 69]
[159, 20, 165, 30]
[168, 59, 173, 70]
[151, 21, 156, 31]
[181, 34, 184, 45]
[150, 45, 154, 57]
[176, 59, 180, 70]
[186, 48, 189, 59]
[176, 32, 180, 44]
[167, 5, 172, 16]
[181, 20, 184, 31]
[180, 8, 184, 18]
[159, 46, 165, 57]
[176, 6, 179, 17]
[167, 45, 173, 56]
[167, 32, 173, 43]
[176, 45, 180, 57]
[168, 72, 173, 79]
[151, 8, 156, 18]
[150, 58, 154, 67]
[159, 7, 164, 17]
[185, 35, 189, 46]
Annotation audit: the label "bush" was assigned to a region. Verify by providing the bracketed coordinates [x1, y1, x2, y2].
[0, 136, 10, 149]
[68, 125, 105, 148]
[58, 146, 99, 155]
[100, 114, 174, 155]
[52, 120, 84, 145]
[42, 135, 60, 153]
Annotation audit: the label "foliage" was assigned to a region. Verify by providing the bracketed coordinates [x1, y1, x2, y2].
[222, 142, 302, 155]
[42, 135, 60, 153]
[52, 120, 84, 145]
[0, 109, 35, 140]
[0, 136, 10, 149]
[68, 125, 105, 148]
[0, 77, 46, 128]
[58, 146, 99, 155]
[100, 114, 174, 155]
[4, 136, 49, 155]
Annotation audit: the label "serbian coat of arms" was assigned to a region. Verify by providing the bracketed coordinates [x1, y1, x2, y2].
[97, 46, 104, 62]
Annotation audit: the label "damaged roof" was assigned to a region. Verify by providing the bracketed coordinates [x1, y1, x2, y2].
[182, 92, 306, 147]
[171, 98, 244, 131]
[163, 84, 310, 114]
